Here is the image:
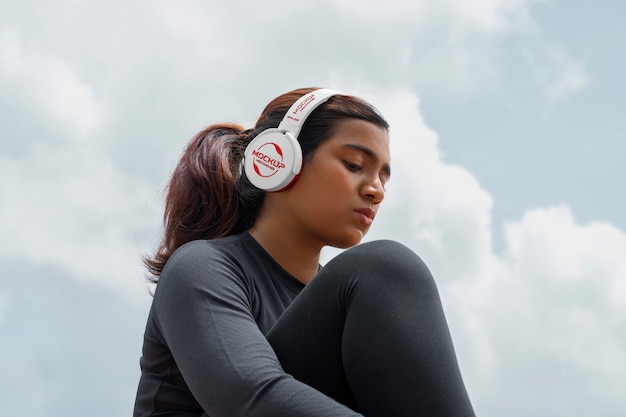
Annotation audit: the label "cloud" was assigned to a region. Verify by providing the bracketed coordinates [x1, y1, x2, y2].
[524, 42, 590, 110]
[333, 0, 427, 18]
[0, 27, 105, 135]
[505, 205, 626, 309]
[475, 205, 626, 416]
[356, 90, 626, 416]
[365, 90, 494, 283]
[145, 0, 545, 99]
[444, 0, 536, 33]
[0, 260, 150, 417]
[0, 139, 158, 300]
[0, 1, 621, 416]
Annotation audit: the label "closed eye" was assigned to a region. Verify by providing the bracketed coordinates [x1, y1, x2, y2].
[343, 161, 362, 172]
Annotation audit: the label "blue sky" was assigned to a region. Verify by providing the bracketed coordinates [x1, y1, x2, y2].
[1, 1, 624, 416]
[420, 0, 626, 241]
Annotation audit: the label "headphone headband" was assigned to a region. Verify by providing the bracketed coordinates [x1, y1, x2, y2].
[277, 88, 340, 138]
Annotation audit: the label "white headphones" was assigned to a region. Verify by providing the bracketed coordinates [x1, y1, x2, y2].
[243, 88, 341, 192]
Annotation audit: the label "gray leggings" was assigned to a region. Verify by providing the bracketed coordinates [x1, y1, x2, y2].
[267, 240, 476, 417]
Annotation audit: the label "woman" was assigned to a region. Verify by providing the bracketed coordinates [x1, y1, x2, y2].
[134, 88, 476, 416]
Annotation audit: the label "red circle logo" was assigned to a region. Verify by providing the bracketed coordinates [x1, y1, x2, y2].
[251, 142, 287, 178]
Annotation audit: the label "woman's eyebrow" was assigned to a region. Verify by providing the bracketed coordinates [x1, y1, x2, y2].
[341, 143, 391, 179]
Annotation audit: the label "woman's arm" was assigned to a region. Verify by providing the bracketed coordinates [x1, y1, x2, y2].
[152, 240, 362, 417]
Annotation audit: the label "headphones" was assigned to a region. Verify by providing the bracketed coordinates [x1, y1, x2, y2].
[243, 88, 341, 192]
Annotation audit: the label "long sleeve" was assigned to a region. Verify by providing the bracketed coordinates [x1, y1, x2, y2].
[138, 239, 362, 417]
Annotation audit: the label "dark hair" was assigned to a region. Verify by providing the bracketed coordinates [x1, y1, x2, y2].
[145, 87, 389, 280]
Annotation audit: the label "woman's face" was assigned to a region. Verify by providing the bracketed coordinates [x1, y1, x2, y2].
[282, 119, 390, 249]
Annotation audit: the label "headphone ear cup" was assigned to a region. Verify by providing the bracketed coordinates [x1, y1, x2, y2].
[243, 129, 303, 192]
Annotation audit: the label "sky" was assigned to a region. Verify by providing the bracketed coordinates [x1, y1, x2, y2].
[0, 0, 624, 416]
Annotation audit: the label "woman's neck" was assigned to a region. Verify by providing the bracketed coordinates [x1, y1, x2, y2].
[248, 215, 321, 285]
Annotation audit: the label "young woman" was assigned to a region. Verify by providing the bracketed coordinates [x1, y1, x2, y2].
[134, 88, 476, 417]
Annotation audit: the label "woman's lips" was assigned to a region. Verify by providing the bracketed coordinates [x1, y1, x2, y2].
[354, 208, 375, 226]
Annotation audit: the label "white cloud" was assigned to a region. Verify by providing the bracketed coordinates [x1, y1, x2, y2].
[367, 90, 494, 283]
[154, 0, 241, 60]
[0, 26, 105, 135]
[445, 0, 536, 33]
[333, 0, 427, 18]
[356, 89, 626, 415]
[0, 261, 149, 417]
[0, 1, 621, 416]
[0, 141, 158, 299]
[524, 42, 590, 110]
[476, 205, 626, 414]
[505, 205, 626, 308]
[142, 0, 542, 99]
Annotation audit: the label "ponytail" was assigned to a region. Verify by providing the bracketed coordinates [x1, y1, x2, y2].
[144, 123, 264, 280]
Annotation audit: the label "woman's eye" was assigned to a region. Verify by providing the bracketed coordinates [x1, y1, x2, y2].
[344, 161, 362, 172]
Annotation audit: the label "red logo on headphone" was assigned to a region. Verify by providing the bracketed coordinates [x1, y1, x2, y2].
[285, 93, 316, 123]
[251, 142, 287, 177]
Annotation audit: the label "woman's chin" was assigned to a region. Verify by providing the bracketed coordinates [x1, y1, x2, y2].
[330, 232, 367, 249]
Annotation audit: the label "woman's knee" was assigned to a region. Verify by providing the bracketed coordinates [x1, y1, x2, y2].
[323, 240, 437, 294]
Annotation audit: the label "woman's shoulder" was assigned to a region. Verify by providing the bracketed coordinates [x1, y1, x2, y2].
[165, 233, 250, 271]
[155, 233, 257, 298]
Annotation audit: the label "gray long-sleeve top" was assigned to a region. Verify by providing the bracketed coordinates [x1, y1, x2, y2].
[133, 232, 362, 417]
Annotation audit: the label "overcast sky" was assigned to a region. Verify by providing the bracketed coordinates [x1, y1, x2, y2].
[1, 1, 624, 416]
